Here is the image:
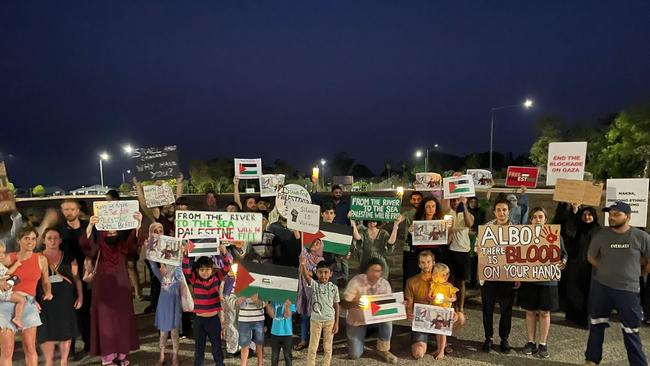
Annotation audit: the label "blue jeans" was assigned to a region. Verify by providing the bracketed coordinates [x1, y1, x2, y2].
[238, 320, 264, 347]
[300, 314, 311, 343]
[346, 322, 393, 359]
[585, 280, 647, 366]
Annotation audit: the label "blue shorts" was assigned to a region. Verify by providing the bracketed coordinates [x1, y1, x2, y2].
[238, 320, 264, 347]
[0, 295, 42, 331]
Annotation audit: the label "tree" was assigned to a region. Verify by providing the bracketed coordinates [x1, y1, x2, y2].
[119, 183, 131, 195]
[32, 185, 45, 197]
[331, 152, 355, 176]
[529, 117, 563, 167]
[350, 164, 374, 179]
[271, 159, 299, 179]
[464, 153, 481, 169]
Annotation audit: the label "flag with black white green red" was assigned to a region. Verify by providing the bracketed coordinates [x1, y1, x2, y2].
[234, 261, 299, 303]
[234, 158, 262, 179]
[187, 239, 220, 257]
[302, 222, 353, 255]
[443, 174, 476, 199]
[360, 292, 407, 325]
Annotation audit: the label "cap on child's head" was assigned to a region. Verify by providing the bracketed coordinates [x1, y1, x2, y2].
[432, 263, 450, 276]
[316, 260, 330, 270]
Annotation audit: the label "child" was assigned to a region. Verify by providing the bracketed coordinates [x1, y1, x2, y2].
[428, 263, 459, 360]
[182, 245, 232, 366]
[299, 259, 339, 366]
[237, 292, 265, 366]
[220, 259, 240, 356]
[0, 242, 26, 328]
[148, 262, 183, 366]
[294, 239, 324, 351]
[266, 299, 295, 366]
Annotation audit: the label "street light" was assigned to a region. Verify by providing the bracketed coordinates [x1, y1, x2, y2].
[414, 145, 439, 172]
[122, 169, 131, 184]
[123, 144, 134, 155]
[320, 159, 326, 190]
[489, 98, 534, 172]
[99, 152, 110, 187]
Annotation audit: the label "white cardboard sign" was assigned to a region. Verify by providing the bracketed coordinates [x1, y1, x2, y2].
[286, 201, 320, 234]
[605, 178, 649, 228]
[546, 142, 587, 186]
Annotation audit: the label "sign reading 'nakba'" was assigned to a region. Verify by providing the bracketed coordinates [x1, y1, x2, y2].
[477, 224, 562, 282]
[175, 211, 263, 242]
[350, 196, 401, 221]
[130, 145, 180, 181]
[605, 178, 649, 228]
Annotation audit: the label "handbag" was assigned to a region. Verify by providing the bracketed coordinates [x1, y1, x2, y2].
[179, 273, 194, 312]
[82, 251, 101, 283]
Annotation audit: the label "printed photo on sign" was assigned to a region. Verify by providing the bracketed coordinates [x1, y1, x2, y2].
[442, 175, 475, 199]
[93, 200, 140, 231]
[546, 141, 587, 186]
[412, 220, 448, 246]
[505, 166, 539, 188]
[412, 303, 455, 336]
[259, 174, 285, 197]
[414, 173, 442, 191]
[350, 196, 401, 221]
[175, 210, 263, 242]
[466, 169, 494, 187]
[286, 201, 320, 234]
[143, 183, 176, 208]
[302, 222, 353, 255]
[275, 184, 312, 218]
[476, 224, 563, 282]
[360, 292, 406, 325]
[552, 179, 603, 207]
[234, 158, 262, 179]
[605, 178, 649, 228]
[146, 234, 182, 266]
[130, 145, 179, 182]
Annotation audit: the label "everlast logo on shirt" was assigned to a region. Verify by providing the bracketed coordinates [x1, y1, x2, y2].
[610, 243, 630, 249]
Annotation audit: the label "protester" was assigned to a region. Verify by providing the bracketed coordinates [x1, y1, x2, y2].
[506, 187, 529, 225]
[0, 243, 25, 328]
[204, 189, 219, 211]
[405, 250, 436, 359]
[226, 201, 241, 213]
[466, 197, 483, 289]
[38, 227, 83, 366]
[299, 258, 340, 366]
[257, 198, 271, 213]
[447, 197, 474, 313]
[317, 202, 346, 282]
[268, 217, 301, 268]
[584, 201, 650, 366]
[401, 191, 423, 240]
[350, 212, 401, 279]
[481, 198, 516, 354]
[311, 178, 351, 226]
[0, 226, 53, 366]
[0, 210, 24, 252]
[294, 239, 324, 351]
[148, 261, 183, 366]
[266, 299, 295, 366]
[564, 206, 600, 327]
[237, 292, 265, 366]
[341, 257, 398, 364]
[518, 207, 567, 358]
[428, 263, 459, 360]
[233, 177, 258, 212]
[80, 212, 142, 365]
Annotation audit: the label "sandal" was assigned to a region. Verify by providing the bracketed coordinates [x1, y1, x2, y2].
[293, 342, 308, 351]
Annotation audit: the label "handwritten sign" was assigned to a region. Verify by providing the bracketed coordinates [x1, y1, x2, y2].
[350, 196, 401, 221]
[175, 211, 263, 242]
[259, 174, 285, 197]
[234, 158, 262, 179]
[143, 183, 176, 208]
[360, 292, 407, 325]
[412, 304, 454, 336]
[0, 162, 15, 213]
[286, 201, 320, 234]
[466, 169, 494, 188]
[145, 234, 182, 266]
[605, 178, 649, 227]
[412, 220, 448, 246]
[442, 175, 475, 199]
[275, 184, 312, 218]
[553, 179, 603, 207]
[93, 200, 140, 231]
[477, 224, 562, 282]
[546, 142, 587, 186]
[414, 173, 442, 191]
[131, 145, 179, 181]
[505, 166, 539, 188]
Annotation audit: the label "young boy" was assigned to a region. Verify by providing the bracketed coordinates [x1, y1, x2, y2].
[182, 245, 231, 366]
[266, 299, 296, 366]
[0, 242, 26, 328]
[299, 259, 340, 366]
[237, 292, 265, 366]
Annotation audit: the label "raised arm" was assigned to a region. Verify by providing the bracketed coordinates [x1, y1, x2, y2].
[349, 212, 362, 241]
[233, 177, 242, 210]
[387, 214, 403, 245]
[299, 256, 313, 284]
[175, 173, 184, 199]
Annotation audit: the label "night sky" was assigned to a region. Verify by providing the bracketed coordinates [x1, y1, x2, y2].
[2, 1, 650, 188]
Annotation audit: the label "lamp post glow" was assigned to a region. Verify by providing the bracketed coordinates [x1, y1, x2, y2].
[123, 144, 134, 155]
[320, 159, 326, 190]
[489, 98, 534, 172]
[99, 152, 110, 187]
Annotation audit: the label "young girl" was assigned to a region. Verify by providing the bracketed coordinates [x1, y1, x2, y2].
[294, 239, 324, 351]
[0, 242, 26, 328]
[148, 261, 183, 366]
[428, 263, 459, 360]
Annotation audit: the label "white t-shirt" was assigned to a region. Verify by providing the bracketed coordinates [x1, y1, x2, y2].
[449, 211, 471, 253]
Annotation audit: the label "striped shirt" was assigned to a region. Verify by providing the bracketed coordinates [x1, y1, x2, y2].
[182, 254, 232, 314]
[238, 298, 266, 322]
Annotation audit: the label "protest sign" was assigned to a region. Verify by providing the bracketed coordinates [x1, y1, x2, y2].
[505, 166, 539, 188]
[0, 162, 16, 213]
[234, 158, 262, 179]
[234, 261, 299, 303]
[466, 169, 494, 188]
[302, 222, 353, 255]
[412, 304, 454, 336]
[275, 184, 312, 218]
[477, 224, 563, 282]
[175, 211, 263, 242]
[286, 201, 320, 234]
[350, 196, 401, 221]
[414, 173, 442, 191]
[442, 175, 475, 199]
[130, 145, 179, 181]
[605, 178, 649, 227]
[93, 200, 140, 231]
[546, 142, 587, 186]
[553, 179, 603, 207]
[259, 174, 285, 197]
[143, 183, 176, 208]
[412, 220, 448, 246]
[145, 234, 182, 266]
[360, 292, 407, 325]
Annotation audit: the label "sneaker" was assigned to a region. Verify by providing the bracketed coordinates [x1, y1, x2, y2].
[500, 339, 512, 354]
[537, 344, 550, 359]
[521, 342, 537, 355]
[482, 339, 493, 353]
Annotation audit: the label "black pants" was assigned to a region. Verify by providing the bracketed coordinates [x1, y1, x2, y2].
[271, 335, 292, 366]
[481, 281, 515, 341]
[146, 260, 161, 309]
[193, 315, 224, 366]
[74, 282, 91, 352]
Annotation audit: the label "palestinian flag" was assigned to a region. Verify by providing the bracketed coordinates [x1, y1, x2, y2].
[239, 163, 259, 176]
[448, 179, 471, 194]
[361, 292, 407, 325]
[302, 222, 353, 255]
[187, 240, 220, 257]
[234, 261, 299, 303]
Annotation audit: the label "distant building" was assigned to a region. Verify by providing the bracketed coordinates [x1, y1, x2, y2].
[70, 185, 113, 195]
[43, 186, 66, 196]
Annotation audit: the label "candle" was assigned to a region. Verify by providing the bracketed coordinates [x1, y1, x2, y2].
[396, 186, 404, 197]
[359, 295, 370, 310]
[312, 167, 319, 180]
[444, 214, 454, 228]
[434, 293, 444, 304]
